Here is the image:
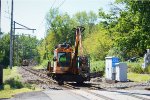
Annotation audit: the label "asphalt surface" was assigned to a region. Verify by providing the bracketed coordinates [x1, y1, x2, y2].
[2, 89, 150, 100]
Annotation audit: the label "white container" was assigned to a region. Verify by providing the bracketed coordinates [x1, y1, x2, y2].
[105, 57, 119, 80]
[116, 63, 127, 82]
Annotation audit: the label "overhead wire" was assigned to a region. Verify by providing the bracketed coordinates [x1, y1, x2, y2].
[56, 0, 66, 9]
[2, 0, 10, 19]
[36, 0, 57, 38]
[50, 0, 57, 9]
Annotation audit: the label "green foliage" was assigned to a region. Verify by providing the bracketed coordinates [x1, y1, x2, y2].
[1, 66, 40, 98]
[38, 8, 98, 63]
[127, 62, 144, 74]
[107, 47, 124, 61]
[90, 61, 105, 76]
[0, 34, 10, 66]
[144, 65, 150, 74]
[0, 33, 39, 66]
[113, 0, 150, 58]
[127, 59, 150, 74]
[97, 0, 150, 59]
[130, 65, 144, 74]
[83, 27, 113, 60]
[74, 11, 97, 35]
[33, 60, 48, 69]
[4, 78, 23, 89]
[16, 35, 39, 65]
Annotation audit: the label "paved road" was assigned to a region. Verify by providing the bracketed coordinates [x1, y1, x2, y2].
[4, 89, 150, 100]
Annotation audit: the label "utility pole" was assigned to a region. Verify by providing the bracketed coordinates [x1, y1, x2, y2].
[10, 0, 14, 69]
[0, 0, 3, 87]
[0, 0, 1, 33]
[0, 0, 2, 37]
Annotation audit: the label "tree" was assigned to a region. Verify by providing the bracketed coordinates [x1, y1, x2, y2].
[16, 35, 39, 65]
[73, 11, 98, 36]
[97, 0, 150, 58]
[39, 8, 77, 61]
[114, 0, 150, 57]
[0, 34, 10, 66]
[83, 26, 113, 60]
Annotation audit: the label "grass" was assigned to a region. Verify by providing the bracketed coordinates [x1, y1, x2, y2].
[128, 72, 150, 82]
[3, 66, 21, 81]
[0, 66, 41, 99]
[0, 87, 33, 98]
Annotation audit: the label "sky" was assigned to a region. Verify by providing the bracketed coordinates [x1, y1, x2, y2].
[1, 0, 115, 39]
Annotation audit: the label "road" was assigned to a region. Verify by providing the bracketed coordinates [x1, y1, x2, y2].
[5, 89, 150, 100]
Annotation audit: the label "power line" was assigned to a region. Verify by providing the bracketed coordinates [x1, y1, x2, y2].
[36, 0, 57, 37]
[50, 0, 57, 9]
[57, 0, 66, 9]
[6, 0, 10, 15]
[3, 0, 10, 19]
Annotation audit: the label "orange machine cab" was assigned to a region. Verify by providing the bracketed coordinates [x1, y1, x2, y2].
[53, 43, 74, 74]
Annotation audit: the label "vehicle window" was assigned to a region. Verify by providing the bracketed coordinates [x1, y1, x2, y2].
[58, 52, 71, 67]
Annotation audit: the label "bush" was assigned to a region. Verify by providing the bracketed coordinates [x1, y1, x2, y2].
[129, 64, 144, 74]
[90, 61, 105, 76]
[144, 65, 150, 74]
[24, 83, 35, 90]
[34, 60, 49, 69]
[4, 78, 23, 89]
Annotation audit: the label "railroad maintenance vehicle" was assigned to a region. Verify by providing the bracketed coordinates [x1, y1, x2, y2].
[47, 26, 90, 84]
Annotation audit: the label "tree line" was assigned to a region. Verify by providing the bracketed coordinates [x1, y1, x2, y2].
[1, 0, 150, 67]
[0, 34, 39, 68]
[38, 0, 150, 62]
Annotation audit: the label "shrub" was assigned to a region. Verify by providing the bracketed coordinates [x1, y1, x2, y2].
[90, 61, 105, 76]
[4, 78, 23, 89]
[129, 64, 144, 74]
[144, 65, 150, 74]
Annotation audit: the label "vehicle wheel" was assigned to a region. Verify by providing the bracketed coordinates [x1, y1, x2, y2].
[76, 81, 84, 85]
[58, 80, 64, 85]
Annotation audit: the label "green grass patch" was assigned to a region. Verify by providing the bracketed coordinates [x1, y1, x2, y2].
[0, 87, 33, 99]
[3, 66, 21, 81]
[128, 72, 150, 82]
[0, 66, 41, 99]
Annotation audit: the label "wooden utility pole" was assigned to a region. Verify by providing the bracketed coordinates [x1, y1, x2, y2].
[0, 0, 3, 86]
[10, 0, 14, 69]
[0, 0, 1, 33]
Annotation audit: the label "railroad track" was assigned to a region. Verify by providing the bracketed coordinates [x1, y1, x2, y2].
[63, 82, 150, 100]
[20, 66, 63, 90]
[21, 66, 150, 100]
[21, 66, 57, 83]
[21, 66, 81, 89]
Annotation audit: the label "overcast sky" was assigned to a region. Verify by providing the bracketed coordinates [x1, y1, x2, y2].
[1, 0, 115, 39]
